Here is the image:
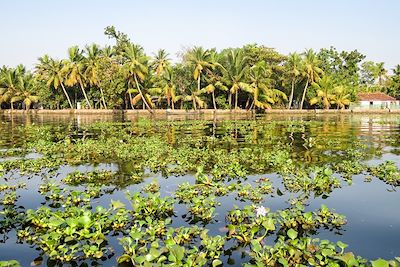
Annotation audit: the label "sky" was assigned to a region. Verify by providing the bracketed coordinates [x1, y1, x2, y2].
[1, 0, 400, 70]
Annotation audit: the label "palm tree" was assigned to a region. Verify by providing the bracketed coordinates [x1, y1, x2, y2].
[63, 46, 92, 108]
[123, 43, 153, 112]
[186, 47, 214, 108]
[152, 49, 170, 76]
[84, 43, 107, 108]
[10, 73, 39, 110]
[393, 65, 400, 76]
[300, 49, 323, 109]
[249, 61, 287, 109]
[374, 62, 388, 87]
[220, 49, 251, 109]
[183, 87, 205, 110]
[0, 67, 18, 110]
[102, 45, 115, 59]
[285, 52, 303, 109]
[160, 67, 177, 109]
[309, 76, 335, 109]
[149, 67, 178, 109]
[36, 55, 74, 109]
[198, 52, 225, 110]
[332, 85, 351, 110]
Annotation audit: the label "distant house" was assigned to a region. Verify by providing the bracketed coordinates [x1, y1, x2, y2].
[356, 92, 400, 109]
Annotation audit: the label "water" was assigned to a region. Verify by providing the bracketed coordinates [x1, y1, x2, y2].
[0, 113, 399, 266]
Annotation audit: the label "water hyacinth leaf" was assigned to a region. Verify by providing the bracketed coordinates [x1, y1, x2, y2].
[371, 259, 390, 267]
[0, 260, 21, 267]
[168, 245, 184, 262]
[337, 241, 348, 252]
[111, 199, 125, 210]
[77, 214, 91, 228]
[117, 254, 131, 263]
[212, 259, 223, 267]
[278, 257, 289, 267]
[147, 247, 162, 261]
[262, 218, 275, 231]
[287, 228, 298, 240]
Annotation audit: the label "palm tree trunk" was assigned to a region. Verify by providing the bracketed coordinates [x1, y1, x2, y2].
[212, 91, 217, 110]
[300, 78, 309, 110]
[250, 99, 255, 110]
[197, 75, 201, 94]
[128, 91, 134, 109]
[192, 96, 197, 110]
[79, 81, 91, 109]
[228, 92, 232, 110]
[172, 99, 175, 110]
[167, 95, 171, 109]
[99, 87, 107, 109]
[60, 82, 74, 109]
[235, 91, 238, 109]
[288, 79, 295, 109]
[134, 74, 153, 113]
[245, 97, 250, 109]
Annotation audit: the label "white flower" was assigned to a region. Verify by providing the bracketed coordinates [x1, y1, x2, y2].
[255, 206, 267, 217]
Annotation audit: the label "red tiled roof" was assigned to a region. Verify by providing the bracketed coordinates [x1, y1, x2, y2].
[357, 92, 397, 101]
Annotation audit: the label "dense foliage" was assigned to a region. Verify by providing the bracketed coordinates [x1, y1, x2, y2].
[1, 26, 399, 111]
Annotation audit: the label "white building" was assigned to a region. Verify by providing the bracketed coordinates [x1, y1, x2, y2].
[357, 93, 400, 109]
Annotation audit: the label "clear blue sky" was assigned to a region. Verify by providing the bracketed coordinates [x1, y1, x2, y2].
[2, 0, 399, 70]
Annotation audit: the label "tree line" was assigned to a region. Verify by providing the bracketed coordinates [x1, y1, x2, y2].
[1, 26, 399, 111]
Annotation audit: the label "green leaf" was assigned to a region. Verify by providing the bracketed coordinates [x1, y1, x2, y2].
[337, 241, 348, 251]
[278, 257, 289, 267]
[212, 259, 223, 267]
[111, 199, 125, 210]
[0, 260, 21, 267]
[371, 259, 389, 267]
[287, 228, 298, 240]
[262, 218, 276, 231]
[78, 214, 91, 228]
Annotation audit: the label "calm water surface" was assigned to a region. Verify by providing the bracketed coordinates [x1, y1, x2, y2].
[0, 113, 399, 266]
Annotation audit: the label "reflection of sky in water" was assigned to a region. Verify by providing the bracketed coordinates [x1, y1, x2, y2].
[0, 114, 400, 265]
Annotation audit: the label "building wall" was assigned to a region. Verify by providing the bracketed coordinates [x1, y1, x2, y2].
[360, 100, 390, 107]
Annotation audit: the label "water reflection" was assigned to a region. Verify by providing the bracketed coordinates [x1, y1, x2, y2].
[0, 114, 399, 266]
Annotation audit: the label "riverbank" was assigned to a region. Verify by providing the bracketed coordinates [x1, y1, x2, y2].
[1, 108, 400, 115]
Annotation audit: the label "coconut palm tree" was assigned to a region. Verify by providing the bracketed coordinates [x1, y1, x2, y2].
[0, 67, 18, 110]
[220, 49, 251, 109]
[183, 87, 206, 110]
[149, 67, 178, 109]
[393, 64, 400, 76]
[84, 43, 107, 108]
[332, 85, 351, 110]
[152, 49, 170, 77]
[102, 45, 115, 59]
[374, 62, 388, 87]
[122, 43, 153, 112]
[197, 52, 225, 110]
[186, 47, 214, 108]
[249, 61, 287, 109]
[63, 46, 92, 108]
[160, 67, 177, 109]
[309, 76, 335, 109]
[36, 55, 74, 109]
[285, 52, 303, 109]
[300, 49, 323, 109]
[10, 73, 39, 110]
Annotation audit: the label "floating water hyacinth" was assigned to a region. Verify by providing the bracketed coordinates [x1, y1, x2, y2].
[255, 206, 267, 217]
